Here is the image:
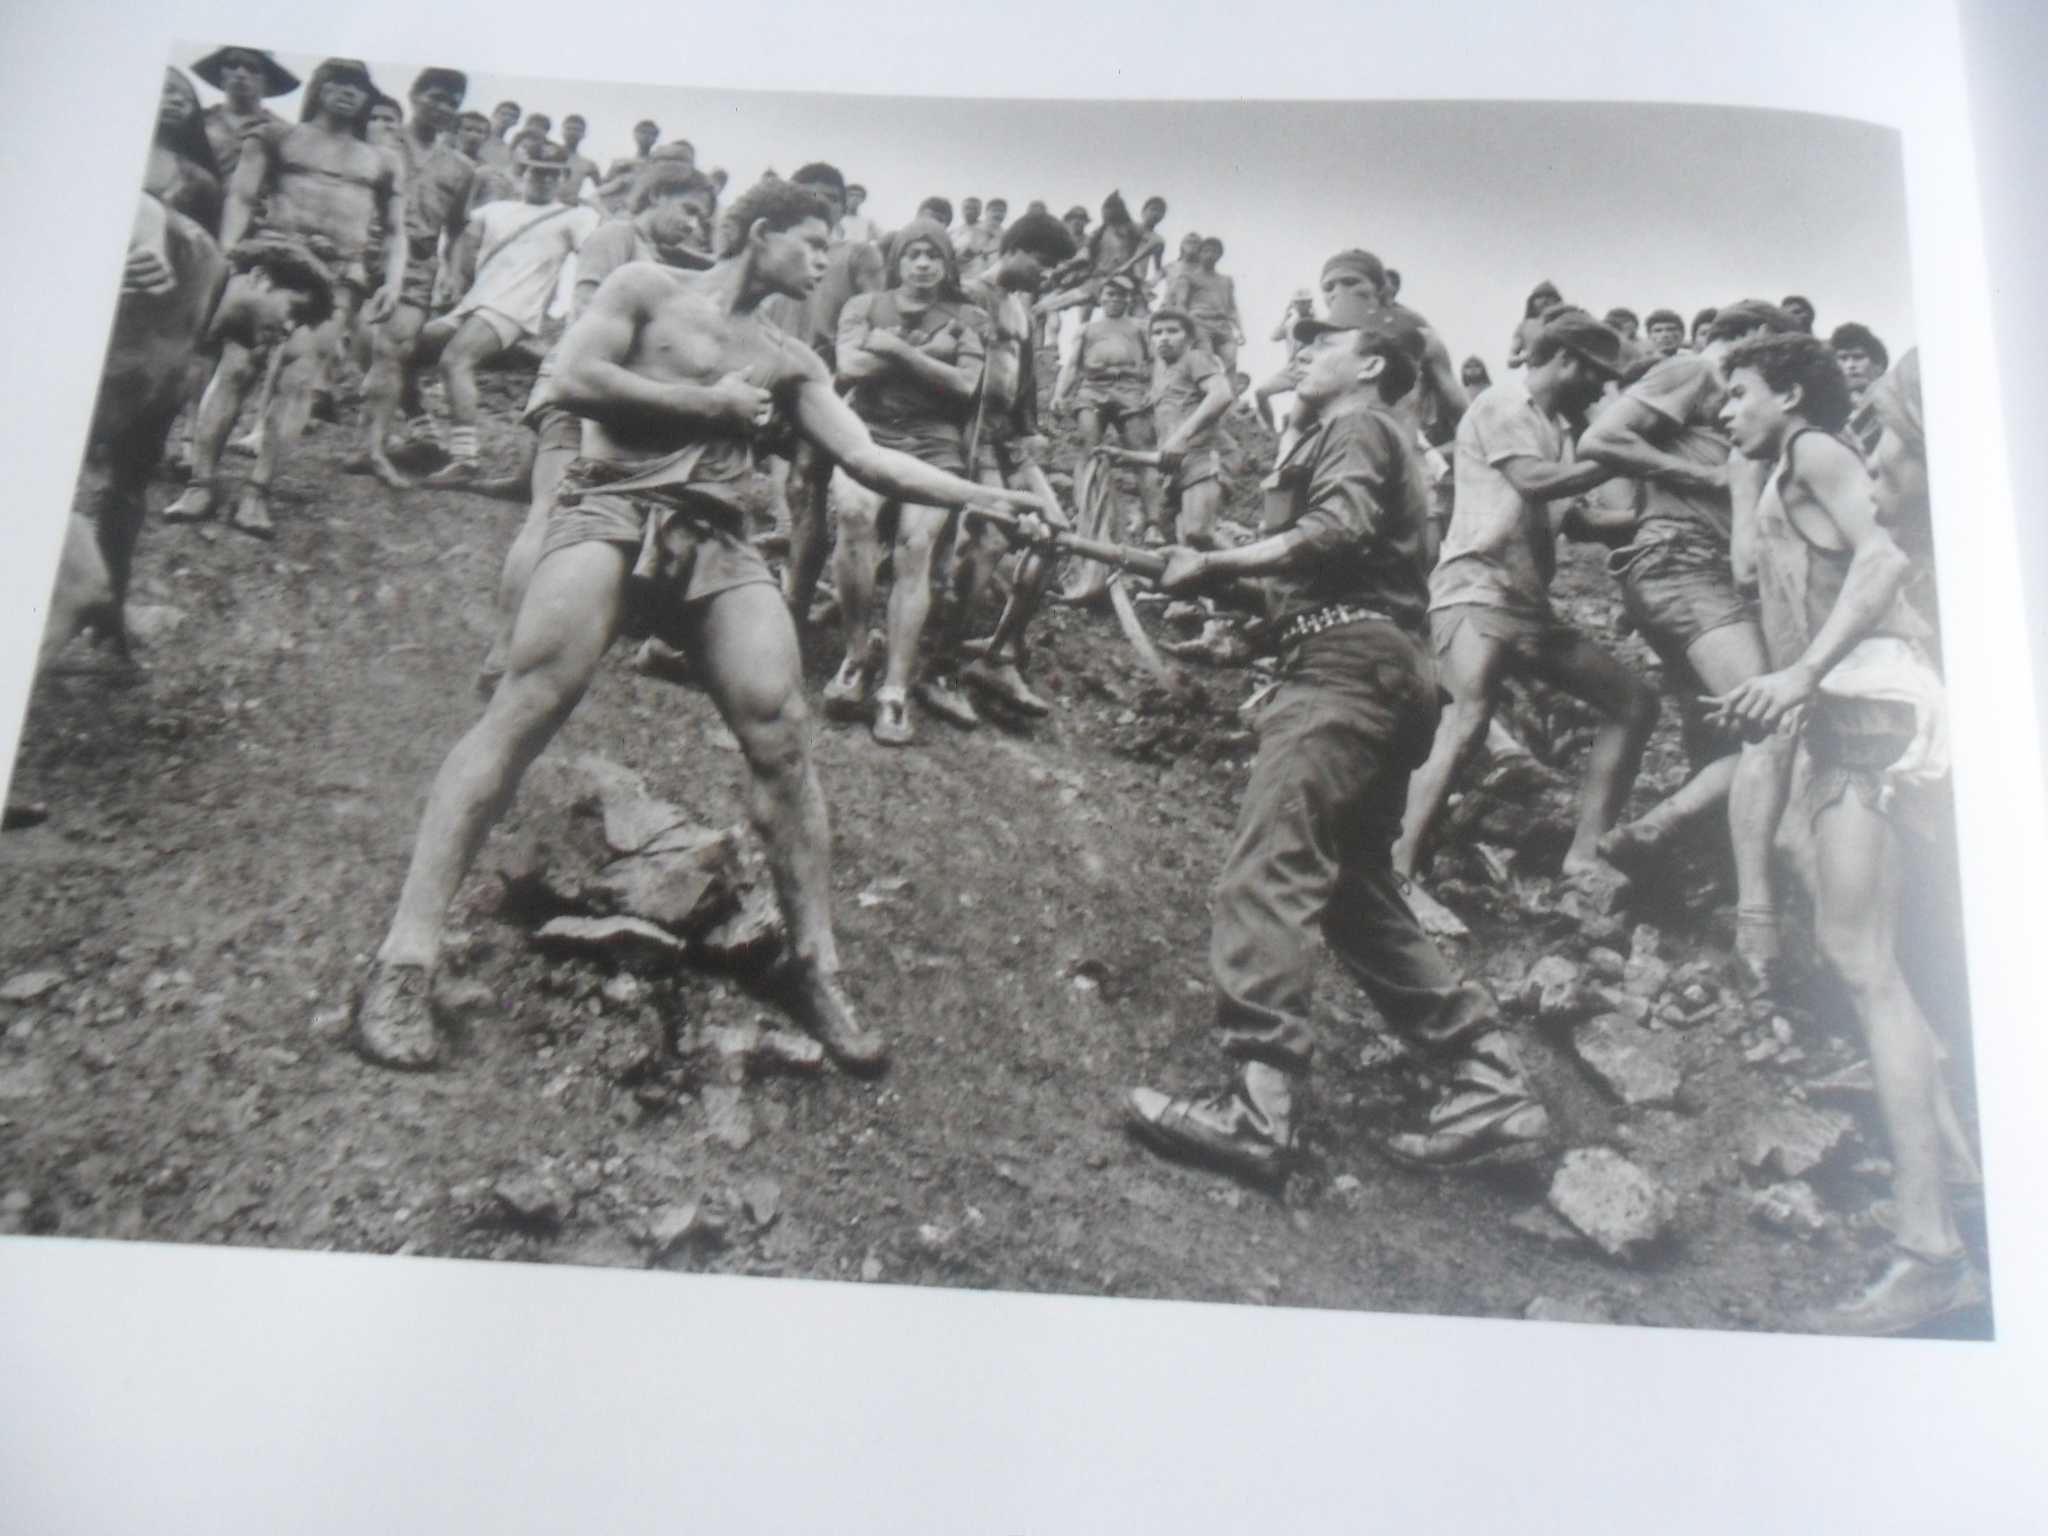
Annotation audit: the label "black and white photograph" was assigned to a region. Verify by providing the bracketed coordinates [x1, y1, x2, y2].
[0, 37, 2003, 1354]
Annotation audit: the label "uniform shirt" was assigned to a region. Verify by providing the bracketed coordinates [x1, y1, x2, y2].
[1150, 347, 1226, 447]
[394, 132, 476, 249]
[1623, 351, 1735, 548]
[1252, 406, 1432, 632]
[1431, 380, 1568, 617]
[457, 199, 600, 333]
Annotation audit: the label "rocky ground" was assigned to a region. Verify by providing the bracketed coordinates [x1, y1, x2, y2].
[0, 353, 1991, 1337]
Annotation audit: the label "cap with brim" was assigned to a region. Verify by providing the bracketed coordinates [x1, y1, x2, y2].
[1536, 313, 1626, 378]
[193, 47, 299, 98]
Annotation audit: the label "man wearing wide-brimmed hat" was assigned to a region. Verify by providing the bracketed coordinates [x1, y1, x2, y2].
[416, 139, 598, 485]
[192, 46, 296, 180]
[1390, 310, 1658, 938]
[165, 56, 404, 538]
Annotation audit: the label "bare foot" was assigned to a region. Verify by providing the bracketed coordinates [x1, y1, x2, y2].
[229, 485, 275, 540]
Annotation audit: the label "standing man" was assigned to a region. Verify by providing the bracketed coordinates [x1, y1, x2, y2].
[598, 119, 663, 212]
[1164, 235, 1243, 377]
[1643, 308, 1687, 359]
[1713, 333, 1981, 1333]
[1313, 249, 1469, 445]
[1780, 294, 1817, 334]
[164, 57, 404, 538]
[419, 142, 600, 485]
[1830, 322, 1890, 407]
[825, 217, 986, 744]
[1580, 300, 1797, 991]
[351, 180, 1049, 1072]
[557, 115, 602, 205]
[479, 100, 521, 170]
[192, 46, 298, 181]
[837, 182, 884, 248]
[1391, 314, 1658, 934]
[1124, 325, 1553, 1183]
[1052, 275, 1161, 537]
[358, 67, 473, 490]
[1145, 306, 1234, 548]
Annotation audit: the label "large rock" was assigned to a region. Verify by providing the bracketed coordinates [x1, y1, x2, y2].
[1738, 1103, 1856, 1181]
[584, 825, 741, 935]
[1748, 1180, 1830, 1238]
[1546, 1147, 1674, 1262]
[696, 883, 786, 971]
[1573, 1014, 1683, 1106]
[574, 753, 699, 854]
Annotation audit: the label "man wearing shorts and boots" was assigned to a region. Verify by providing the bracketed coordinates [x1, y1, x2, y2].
[1581, 299, 1797, 991]
[352, 179, 1050, 1074]
[420, 142, 600, 485]
[1123, 324, 1552, 1185]
[1391, 312, 1659, 935]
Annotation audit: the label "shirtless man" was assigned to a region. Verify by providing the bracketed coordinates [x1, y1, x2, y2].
[479, 100, 521, 170]
[825, 218, 990, 743]
[1311, 249, 1468, 446]
[419, 142, 600, 485]
[1580, 300, 1797, 990]
[836, 182, 884, 248]
[1144, 307, 1234, 547]
[557, 115, 602, 205]
[355, 68, 473, 490]
[1052, 276, 1161, 538]
[759, 163, 884, 628]
[1506, 281, 1563, 369]
[45, 216, 330, 675]
[164, 57, 403, 538]
[1391, 313, 1657, 934]
[1165, 236, 1243, 376]
[192, 46, 296, 183]
[351, 179, 1048, 1072]
[479, 163, 721, 689]
[454, 111, 491, 162]
[597, 121, 664, 214]
[1713, 333, 1982, 1333]
[954, 197, 985, 259]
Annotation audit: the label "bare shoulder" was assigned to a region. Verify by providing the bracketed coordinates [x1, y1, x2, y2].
[594, 259, 691, 310]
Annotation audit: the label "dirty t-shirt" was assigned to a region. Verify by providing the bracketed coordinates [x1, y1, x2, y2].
[1431, 380, 1567, 617]
[1624, 351, 1735, 549]
[1150, 347, 1226, 446]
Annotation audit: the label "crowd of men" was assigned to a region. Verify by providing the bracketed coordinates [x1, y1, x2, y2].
[53, 47, 1973, 1336]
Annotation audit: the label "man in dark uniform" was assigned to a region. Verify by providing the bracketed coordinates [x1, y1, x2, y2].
[1123, 323, 1552, 1183]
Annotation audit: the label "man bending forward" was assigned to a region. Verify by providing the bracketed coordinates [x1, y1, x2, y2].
[353, 180, 1049, 1073]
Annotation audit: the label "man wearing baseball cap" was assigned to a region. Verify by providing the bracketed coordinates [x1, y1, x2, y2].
[1391, 312, 1659, 935]
[1580, 299, 1799, 993]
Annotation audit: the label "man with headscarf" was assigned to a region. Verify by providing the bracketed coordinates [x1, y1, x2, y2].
[1164, 235, 1243, 377]
[165, 56, 404, 539]
[1310, 249, 1469, 445]
[825, 216, 986, 745]
[192, 46, 297, 183]
[1507, 281, 1563, 369]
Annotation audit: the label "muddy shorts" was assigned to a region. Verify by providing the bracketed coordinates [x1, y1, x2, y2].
[399, 236, 441, 313]
[867, 418, 970, 478]
[1073, 374, 1149, 424]
[541, 454, 779, 637]
[1165, 446, 1222, 496]
[1429, 601, 1576, 669]
[1611, 532, 1757, 661]
[450, 304, 526, 352]
[1803, 694, 1942, 842]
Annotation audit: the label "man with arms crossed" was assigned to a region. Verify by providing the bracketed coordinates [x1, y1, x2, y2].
[353, 179, 1049, 1073]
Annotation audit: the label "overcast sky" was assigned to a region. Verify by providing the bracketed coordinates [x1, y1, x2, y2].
[176, 45, 1913, 385]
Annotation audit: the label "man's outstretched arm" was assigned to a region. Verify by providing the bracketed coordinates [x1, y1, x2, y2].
[790, 369, 1040, 512]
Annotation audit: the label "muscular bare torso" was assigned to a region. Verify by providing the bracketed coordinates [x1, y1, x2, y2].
[576, 263, 822, 464]
[1080, 316, 1148, 377]
[247, 122, 393, 265]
